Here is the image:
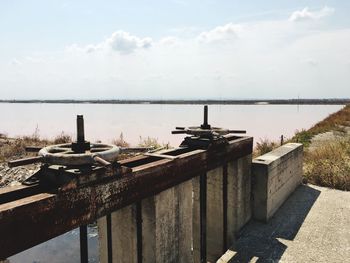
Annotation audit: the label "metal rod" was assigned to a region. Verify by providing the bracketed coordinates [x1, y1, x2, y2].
[8, 156, 44, 168]
[25, 146, 42, 153]
[106, 214, 113, 263]
[223, 164, 228, 252]
[136, 202, 142, 263]
[93, 156, 111, 166]
[200, 173, 207, 263]
[228, 130, 246, 134]
[120, 147, 152, 153]
[79, 225, 88, 263]
[203, 105, 208, 127]
[77, 115, 85, 143]
[171, 130, 187, 134]
[143, 153, 179, 160]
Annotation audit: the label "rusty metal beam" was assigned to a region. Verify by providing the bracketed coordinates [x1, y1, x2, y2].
[0, 136, 252, 259]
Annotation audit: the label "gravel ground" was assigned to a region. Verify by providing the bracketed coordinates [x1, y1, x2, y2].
[0, 162, 40, 187]
[309, 125, 350, 151]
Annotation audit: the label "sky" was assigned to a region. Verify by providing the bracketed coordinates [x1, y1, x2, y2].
[0, 0, 350, 100]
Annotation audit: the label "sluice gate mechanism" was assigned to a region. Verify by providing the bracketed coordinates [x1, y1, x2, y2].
[0, 105, 254, 263]
[173, 105, 246, 149]
[7, 115, 149, 188]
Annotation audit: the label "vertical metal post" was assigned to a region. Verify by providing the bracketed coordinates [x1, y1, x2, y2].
[80, 225, 88, 263]
[106, 214, 113, 263]
[77, 115, 85, 143]
[203, 105, 208, 127]
[223, 164, 228, 252]
[201, 105, 211, 129]
[136, 202, 142, 263]
[200, 173, 207, 263]
[280, 135, 284, 146]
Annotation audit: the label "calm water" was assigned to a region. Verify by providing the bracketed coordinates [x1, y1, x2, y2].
[0, 103, 344, 146]
[3, 103, 344, 262]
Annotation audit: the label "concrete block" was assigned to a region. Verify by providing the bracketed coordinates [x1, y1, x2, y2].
[142, 180, 193, 263]
[206, 167, 224, 262]
[97, 205, 138, 263]
[227, 155, 252, 246]
[97, 216, 108, 263]
[252, 143, 303, 222]
[192, 176, 201, 263]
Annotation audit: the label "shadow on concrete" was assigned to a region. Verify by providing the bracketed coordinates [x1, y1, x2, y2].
[229, 184, 321, 263]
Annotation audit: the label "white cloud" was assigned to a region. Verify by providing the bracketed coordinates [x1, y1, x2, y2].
[66, 31, 153, 54]
[289, 6, 334, 22]
[159, 37, 179, 46]
[106, 31, 152, 54]
[10, 58, 22, 66]
[2, 6, 350, 100]
[197, 23, 243, 43]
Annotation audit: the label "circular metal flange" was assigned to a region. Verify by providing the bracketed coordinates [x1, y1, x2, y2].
[38, 143, 120, 166]
[185, 126, 231, 137]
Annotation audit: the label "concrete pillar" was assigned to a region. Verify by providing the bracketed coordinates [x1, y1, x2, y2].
[142, 180, 193, 263]
[97, 216, 108, 263]
[252, 143, 302, 222]
[227, 160, 238, 246]
[97, 204, 138, 263]
[206, 167, 224, 262]
[192, 176, 201, 263]
[227, 155, 252, 246]
[240, 154, 252, 228]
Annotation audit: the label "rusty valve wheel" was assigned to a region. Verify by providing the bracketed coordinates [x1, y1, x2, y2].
[8, 115, 150, 168]
[173, 126, 240, 137]
[172, 105, 246, 138]
[38, 143, 121, 166]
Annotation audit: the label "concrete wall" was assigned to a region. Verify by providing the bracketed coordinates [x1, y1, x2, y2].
[252, 143, 303, 222]
[98, 152, 253, 262]
[98, 180, 193, 263]
[191, 155, 252, 263]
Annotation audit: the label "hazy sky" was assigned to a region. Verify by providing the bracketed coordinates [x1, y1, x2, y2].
[1, 0, 350, 99]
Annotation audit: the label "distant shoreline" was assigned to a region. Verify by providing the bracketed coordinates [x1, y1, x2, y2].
[0, 99, 349, 105]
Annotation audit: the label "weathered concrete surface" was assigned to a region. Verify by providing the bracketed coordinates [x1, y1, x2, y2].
[206, 167, 224, 262]
[97, 204, 138, 263]
[227, 155, 252, 245]
[142, 180, 193, 263]
[252, 143, 302, 222]
[226, 184, 350, 263]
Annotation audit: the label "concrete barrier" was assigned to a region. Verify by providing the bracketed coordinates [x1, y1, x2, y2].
[252, 143, 303, 222]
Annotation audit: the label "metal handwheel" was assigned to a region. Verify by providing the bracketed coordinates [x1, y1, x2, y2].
[38, 143, 121, 166]
[8, 115, 149, 168]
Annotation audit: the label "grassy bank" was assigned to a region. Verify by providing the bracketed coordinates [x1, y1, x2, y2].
[291, 104, 350, 147]
[254, 104, 350, 191]
[303, 138, 350, 191]
[292, 105, 350, 190]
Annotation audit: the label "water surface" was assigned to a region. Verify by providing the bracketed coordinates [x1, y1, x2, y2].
[0, 103, 344, 146]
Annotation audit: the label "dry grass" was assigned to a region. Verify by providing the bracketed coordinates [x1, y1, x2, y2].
[308, 104, 350, 135]
[304, 138, 350, 191]
[112, 133, 130, 147]
[138, 136, 162, 149]
[254, 138, 279, 157]
[53, 132, 72, 144]
[291, 104, 350, 147]
[0, 130, 71, 162]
